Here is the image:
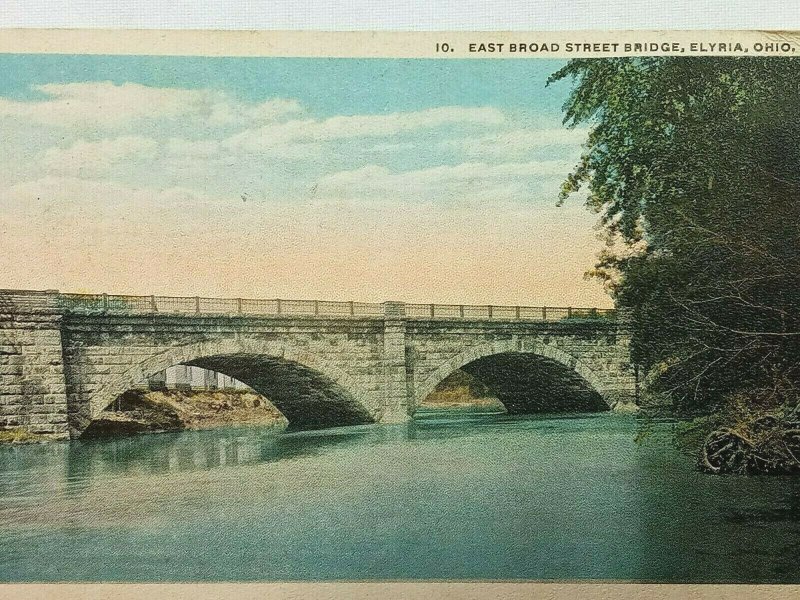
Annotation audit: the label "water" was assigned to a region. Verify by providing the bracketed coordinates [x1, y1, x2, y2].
[1, 412, 799, 582]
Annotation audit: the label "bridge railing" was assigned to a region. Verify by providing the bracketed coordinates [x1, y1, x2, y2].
[56, 292, 615, 321]
[57, 293, 388, 317]
[404, 304, 613, 320]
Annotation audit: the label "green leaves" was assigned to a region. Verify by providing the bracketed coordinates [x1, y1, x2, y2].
[553, 57, 800, 412]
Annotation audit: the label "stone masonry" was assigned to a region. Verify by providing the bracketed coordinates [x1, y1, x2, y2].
[0, 290, 637, 439]
[0, 291, 69, 435]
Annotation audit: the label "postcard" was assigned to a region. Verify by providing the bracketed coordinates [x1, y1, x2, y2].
[0, 29, 799, 599]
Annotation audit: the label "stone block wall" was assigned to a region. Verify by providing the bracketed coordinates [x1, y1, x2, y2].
[0, 291, 69, 437]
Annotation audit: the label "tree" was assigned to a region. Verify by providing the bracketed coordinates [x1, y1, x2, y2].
[549, 57, 800, 416]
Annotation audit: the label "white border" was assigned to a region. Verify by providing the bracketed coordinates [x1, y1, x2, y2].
[1, 1, 800, 31]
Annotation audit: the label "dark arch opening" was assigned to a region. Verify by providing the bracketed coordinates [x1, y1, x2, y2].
[185, 354, 373, 430]
[84, 353, 374, 438]
[420, 352, 609, 415]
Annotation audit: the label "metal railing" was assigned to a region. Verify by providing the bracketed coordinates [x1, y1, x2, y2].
[56, 292, 614, 321]
[404, 304, 612, 320]
[58, 293, 386, 317]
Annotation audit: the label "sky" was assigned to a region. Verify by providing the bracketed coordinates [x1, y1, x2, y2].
[0, 54, 611, 307]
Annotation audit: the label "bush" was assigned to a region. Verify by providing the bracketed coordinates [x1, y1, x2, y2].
[691, 388, 800, 475]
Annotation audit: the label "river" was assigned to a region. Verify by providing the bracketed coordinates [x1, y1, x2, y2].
[1, 411, 799, 582]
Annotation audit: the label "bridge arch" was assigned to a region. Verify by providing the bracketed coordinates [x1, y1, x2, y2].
[86, 337, 376, 432]
[412, 339, 614, 412]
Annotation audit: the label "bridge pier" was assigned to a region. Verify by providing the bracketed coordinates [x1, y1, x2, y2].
[380, 301, 412, 423]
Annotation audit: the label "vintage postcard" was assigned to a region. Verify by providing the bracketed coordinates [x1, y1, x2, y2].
[0, 29, 799, 598]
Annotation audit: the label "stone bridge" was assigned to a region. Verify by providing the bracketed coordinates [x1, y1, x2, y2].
[0, 290, 638, 439]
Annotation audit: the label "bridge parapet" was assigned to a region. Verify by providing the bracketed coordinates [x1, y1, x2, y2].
[404, 303, 614, 321]
[58, 293, 386, 318]
[54, 291, 615, 323]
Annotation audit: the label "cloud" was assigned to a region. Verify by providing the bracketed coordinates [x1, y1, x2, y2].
[456, 127, 590, 159]
[0, 80, 606, 305]
[166, 138, 221, 158]
[3, 176, 215, 217]
[310, 106, 505, 139]
[42, 136, 159, 177]
[0, 82, 302, 128]
[316, 160, 573, 202]
[225, 106, 505, 152]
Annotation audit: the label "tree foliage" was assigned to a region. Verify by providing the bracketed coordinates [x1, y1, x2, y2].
[550, 58, 800, 414]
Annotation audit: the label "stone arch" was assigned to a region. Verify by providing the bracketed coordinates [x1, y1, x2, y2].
[412, 338, 614, 411]
[87, 337, 375, 430]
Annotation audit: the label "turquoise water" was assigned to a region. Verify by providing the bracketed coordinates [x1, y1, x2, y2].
[1, 412, 799, 582]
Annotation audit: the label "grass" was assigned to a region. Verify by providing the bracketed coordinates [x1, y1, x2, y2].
[0, 428, 45, 444]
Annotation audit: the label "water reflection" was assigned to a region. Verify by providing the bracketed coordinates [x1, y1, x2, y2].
[1, 411, 630, 496]
[2, 412, 800, 582]
[63, 426, 372, 486]
[1, 411, 615, 497]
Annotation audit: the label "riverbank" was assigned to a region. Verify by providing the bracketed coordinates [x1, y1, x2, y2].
[674, 410, 800, 475]
[418, 402, 507, 413]
[0, 428, 60, 445]
[419, 396, 507, 413]
[82, 389, 287, 438]
[420, 369, 507, 413]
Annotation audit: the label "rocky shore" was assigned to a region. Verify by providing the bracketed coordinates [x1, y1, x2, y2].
[420, 369, 507, 413]
[82, 389, 287, 438]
